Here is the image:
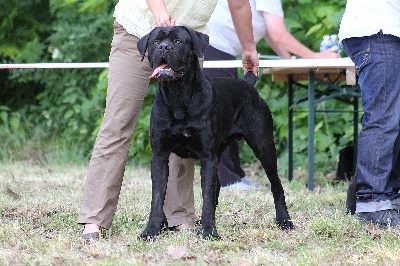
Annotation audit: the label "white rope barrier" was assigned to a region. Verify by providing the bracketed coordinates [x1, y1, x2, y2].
[0, 62, 109, 69]
[0, 58, 354, 70]
[0, 61, 241, 69]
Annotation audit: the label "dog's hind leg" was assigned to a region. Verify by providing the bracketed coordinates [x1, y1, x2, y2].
[245, 133, 294, 230]
[200, 156, 221, 240]
[215, 150, 223, 207]
[215, 178, 220, 207]
[140, 155, 169, 240]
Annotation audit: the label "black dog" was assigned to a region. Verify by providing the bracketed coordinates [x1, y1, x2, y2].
[137, 26, 293, 239]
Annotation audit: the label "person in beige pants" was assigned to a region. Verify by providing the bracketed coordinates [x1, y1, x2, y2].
[78, 0, 259, 240]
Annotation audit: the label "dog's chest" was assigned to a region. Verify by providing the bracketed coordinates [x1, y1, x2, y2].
[180, 128, 191, 138]
[169, 124, 198, 141]
[169, 120, 214, 155]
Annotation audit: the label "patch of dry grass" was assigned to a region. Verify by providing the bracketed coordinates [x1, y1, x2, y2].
[1, 161, 400, 265]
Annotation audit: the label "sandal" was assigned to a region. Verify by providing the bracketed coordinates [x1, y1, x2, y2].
[81, 224, 104, 242]
[168, 223, 195, 232]
[81, 231, 100, 241]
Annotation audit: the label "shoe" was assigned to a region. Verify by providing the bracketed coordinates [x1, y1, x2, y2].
[81, 232, 100, 241]
[240, 176, 261, 188]
[221, 177, 262, 190]
[221, 181, 253, 190]
[169, 223, 195, 232]
[356, 209, 400, 229]
[81, 224, 103, 242]
[391, 198, 400, 210]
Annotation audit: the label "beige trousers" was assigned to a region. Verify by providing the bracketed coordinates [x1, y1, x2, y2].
[77, 22, 195, 229]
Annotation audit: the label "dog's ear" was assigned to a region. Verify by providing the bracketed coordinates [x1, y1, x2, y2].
[137, 34, 149, 62]
[137, 32, 151, 62]
[183, 27, 209, 58]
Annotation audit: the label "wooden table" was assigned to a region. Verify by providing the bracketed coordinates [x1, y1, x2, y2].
[264, 58, 359, 190]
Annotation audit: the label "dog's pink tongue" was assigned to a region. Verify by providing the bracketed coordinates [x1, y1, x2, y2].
[150, 64, 169, 78]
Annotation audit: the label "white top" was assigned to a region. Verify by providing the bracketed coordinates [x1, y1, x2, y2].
[339, 0, 400, 41]
[113, 0, 218, 38]
[207, 0, 284, 56]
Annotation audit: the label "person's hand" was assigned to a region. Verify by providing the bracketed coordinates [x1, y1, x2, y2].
[154, 12, 175, 27]
[315, 47, 341, 59]
[242, 50, 259, 76]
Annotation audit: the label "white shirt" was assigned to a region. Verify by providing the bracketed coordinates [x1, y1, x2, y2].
[113, 0, 217, 38]
[207, 0, 284, 56]
[339, 0, 400, 41]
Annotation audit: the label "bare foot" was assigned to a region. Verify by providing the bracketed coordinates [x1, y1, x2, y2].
[172, 223, 195, 231]
[82, 223, 100, 234]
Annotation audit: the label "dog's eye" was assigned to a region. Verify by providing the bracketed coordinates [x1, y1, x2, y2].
[153, 40, 160, 45]
[174, 39, 182, 44]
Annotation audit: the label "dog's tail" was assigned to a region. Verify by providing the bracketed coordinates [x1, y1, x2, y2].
[244, 71, 258, 86]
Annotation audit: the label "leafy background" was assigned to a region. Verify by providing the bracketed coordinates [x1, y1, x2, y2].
[0, 0, 354, 174]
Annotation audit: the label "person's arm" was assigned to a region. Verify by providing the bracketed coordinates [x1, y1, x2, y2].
[263, 33, 292, 59]
[227, 0, 259, 75]
[146, 0, 175, 27]
[263, 12, 339, 59]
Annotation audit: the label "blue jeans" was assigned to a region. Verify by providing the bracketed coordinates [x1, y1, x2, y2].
[341, 31, 400, 213]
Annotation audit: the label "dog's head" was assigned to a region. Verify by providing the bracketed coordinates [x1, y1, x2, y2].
[137, 26, 209, 82]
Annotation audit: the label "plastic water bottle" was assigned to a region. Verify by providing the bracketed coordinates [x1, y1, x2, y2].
[330, 34, 341, 53]
[320, 35, 332, 52]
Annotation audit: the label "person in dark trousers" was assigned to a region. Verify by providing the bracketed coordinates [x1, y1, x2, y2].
[204, 0, 339, 190]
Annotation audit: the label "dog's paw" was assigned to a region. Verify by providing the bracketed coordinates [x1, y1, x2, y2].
[137, 233, 157, 241]
[276, 219, 294, 230]
[200, 226, 221, 240]
[138, 225, 162, 241]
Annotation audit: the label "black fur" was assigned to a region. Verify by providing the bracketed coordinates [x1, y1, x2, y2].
[137, 26, 293, 240]
[346, 170, 357, 215]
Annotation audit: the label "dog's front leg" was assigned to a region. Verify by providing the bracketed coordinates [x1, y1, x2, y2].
[200, 157, 221, 240]
[140, 155, 169, 240]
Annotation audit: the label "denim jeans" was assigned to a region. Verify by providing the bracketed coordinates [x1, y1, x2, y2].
[341, 31, 400, 213]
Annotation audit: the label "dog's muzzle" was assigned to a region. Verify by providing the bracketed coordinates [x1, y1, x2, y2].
[150, 64, 176, 79]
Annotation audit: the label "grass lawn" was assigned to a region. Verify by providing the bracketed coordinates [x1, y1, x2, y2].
[1, 161, 400, 265]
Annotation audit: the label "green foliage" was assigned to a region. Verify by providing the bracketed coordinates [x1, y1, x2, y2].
[282, 0, 346, 51]
[0, 0, 52, 61]
[0, 0, 356, 175]
[0, 105, 27, 159]
[1, 0, 114, 160]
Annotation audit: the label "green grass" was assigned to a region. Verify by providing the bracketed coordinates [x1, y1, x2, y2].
[1, 161, 400, 265]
